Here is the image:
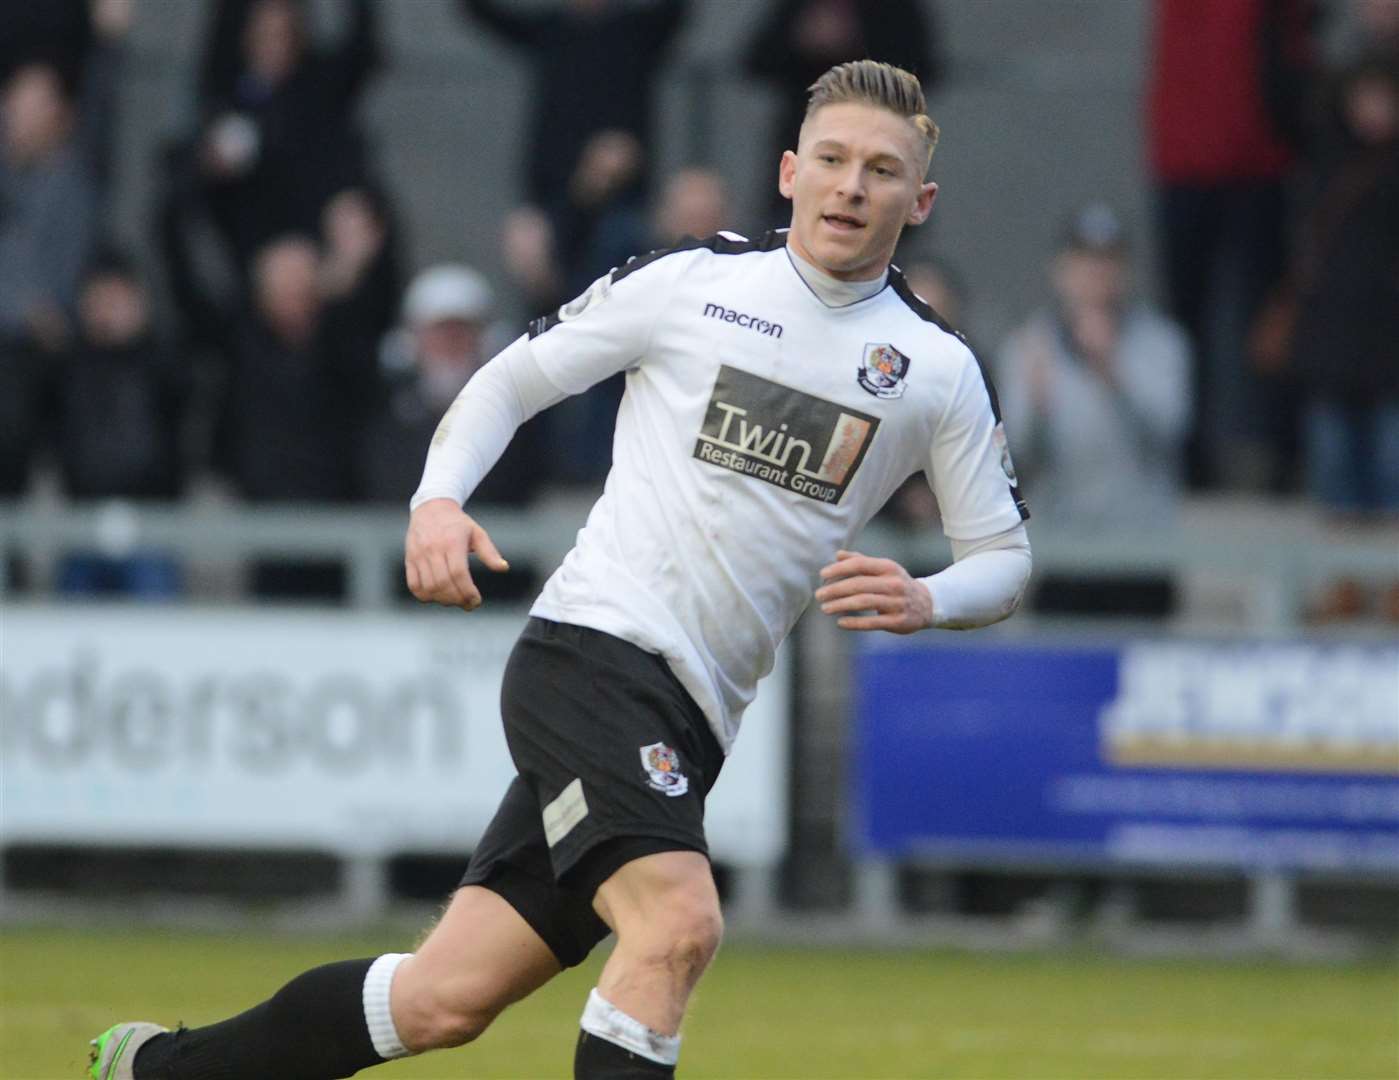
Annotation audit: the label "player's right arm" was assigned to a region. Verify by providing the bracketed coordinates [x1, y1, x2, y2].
[405, 250, 686, 609]
[402, 335, 566, 611]
[405, 498, 507, 610]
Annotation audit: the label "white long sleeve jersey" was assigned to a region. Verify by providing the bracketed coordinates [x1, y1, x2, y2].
[416, 231, 1030, 751]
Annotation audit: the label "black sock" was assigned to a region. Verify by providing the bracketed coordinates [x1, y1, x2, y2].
[133, 958, 384, 1080]
[574, 1030, 676, 1078]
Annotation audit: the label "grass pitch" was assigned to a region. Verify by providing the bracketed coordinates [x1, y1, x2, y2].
[2, 925, 1396, 1079]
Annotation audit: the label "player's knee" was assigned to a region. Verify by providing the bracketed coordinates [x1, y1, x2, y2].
[638, 889, 724, 979]
[601, 852, 724, 981]
[670, 898, 724, 975]
[393, 968, 505, 1050]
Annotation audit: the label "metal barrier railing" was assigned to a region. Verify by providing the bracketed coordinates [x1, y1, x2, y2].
[3, 495, 1395, 626]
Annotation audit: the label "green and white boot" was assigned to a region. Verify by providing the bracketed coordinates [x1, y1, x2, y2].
[88, 1022, 168, 1080]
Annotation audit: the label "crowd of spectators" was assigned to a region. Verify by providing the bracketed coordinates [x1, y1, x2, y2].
[1, 0, 1393, 618]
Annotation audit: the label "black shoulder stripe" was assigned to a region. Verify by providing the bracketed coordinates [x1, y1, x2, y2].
[889, 264, 963, 338]
[529, 230, 786, 337]
[891, 267, 1030, 521]
[611, 228, 786, 284]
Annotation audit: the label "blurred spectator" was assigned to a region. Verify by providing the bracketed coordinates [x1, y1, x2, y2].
[214, 234, 383, 599]
[0, 60, 102, 494]
[215, 234, 380, 502]
[317, 183, 402, 345]
[160, 173, 399, 475]
[653, 166, 728, 246]
[458, 0, 687, 205]
[903, 259, 969, 339]
[366, 265, 547, 602]
[885, 258, 972, 530]
[58, 249, 187, 499]
[499, 131, 662, 491]
[1146, 0, 1319, 491]
[158, 0, 382, 342]
[53, 248, 187, 599]
[1284, 58, 1399, 535]
[500, 133, 676, 316]
[0, 0, 131, 185]
[500, 205, 565, 326]
[498, 165, 732, 492]
[197, 0, 379, 246]
[999, 206, 1192, 529]
[364, 264, 547, 507]
[0, 2, 92, 88]
[744, 0, 940, 223]
[1333, 0, 1399, 63]
[549, 130, 652, 301]
[997, 206, 1192, 615]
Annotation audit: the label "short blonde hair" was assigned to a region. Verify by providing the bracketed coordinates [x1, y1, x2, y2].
[804, 60, 940, 171]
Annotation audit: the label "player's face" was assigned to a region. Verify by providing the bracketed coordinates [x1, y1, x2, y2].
[779, 103, 937, 281]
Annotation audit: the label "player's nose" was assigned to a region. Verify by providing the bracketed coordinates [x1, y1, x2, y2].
[834, 163, 866, 200]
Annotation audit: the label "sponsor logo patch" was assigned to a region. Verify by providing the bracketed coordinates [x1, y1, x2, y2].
[640, 741, 689, 797]
[693, 365, 879, 504]
[857, 343, 911, 399]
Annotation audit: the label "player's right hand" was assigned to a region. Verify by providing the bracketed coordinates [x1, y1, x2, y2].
[404, 498, 509, 611]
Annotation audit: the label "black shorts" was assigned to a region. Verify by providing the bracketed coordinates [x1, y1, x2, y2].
[459, 617, 725, 968]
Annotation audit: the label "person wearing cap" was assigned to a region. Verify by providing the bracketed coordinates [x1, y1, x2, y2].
[995, 204, 1192, 537]
[362, 265, 548, 518]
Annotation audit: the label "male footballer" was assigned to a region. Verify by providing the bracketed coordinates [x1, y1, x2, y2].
[92, 60, 1031, 1079]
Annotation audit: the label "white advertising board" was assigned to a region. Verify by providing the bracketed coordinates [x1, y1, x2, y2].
[1, 607, 788, 864]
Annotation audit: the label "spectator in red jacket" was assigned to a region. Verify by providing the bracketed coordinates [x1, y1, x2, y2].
[1146, 0, 1318, 491]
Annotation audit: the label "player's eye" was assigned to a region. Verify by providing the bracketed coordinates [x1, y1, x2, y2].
[819, 153, 840, 164]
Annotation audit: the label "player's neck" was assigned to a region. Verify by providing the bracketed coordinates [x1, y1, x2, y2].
[784, 244, 888, 308]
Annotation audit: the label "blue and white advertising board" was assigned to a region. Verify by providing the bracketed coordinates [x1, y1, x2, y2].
[853, 639, 1399, 874]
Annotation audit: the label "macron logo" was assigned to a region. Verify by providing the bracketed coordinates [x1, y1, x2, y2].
[702, 302, 783, 338]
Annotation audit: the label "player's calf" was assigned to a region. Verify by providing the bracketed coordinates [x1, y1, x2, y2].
[596, 891, 724, 1032]
[576, 851, 724, 1077]
[593, 850, 724, 1034]
[118, 956, 406, 1077]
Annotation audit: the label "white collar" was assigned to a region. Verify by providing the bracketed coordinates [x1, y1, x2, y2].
[784, 244, 888, 308]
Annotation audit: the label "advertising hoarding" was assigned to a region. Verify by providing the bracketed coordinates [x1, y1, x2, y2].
[853, 638, 1399, 873]
[2, 607, 788, 865]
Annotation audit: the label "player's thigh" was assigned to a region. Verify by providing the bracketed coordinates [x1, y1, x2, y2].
[395, 884, 562, 1018]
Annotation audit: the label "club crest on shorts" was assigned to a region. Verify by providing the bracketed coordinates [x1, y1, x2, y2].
[639, 741, 689, 797]
[858, 343, 911, 399]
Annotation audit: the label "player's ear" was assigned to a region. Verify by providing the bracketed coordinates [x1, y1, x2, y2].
[907, 181, 937, 226]
[778, 150, 798, 200]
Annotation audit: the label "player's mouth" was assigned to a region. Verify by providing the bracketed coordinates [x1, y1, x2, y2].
[821, 213, 865, 232]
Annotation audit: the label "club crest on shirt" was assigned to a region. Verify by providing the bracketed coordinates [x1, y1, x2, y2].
[857, 343, 911, 399]
[639, 741, 689, 797]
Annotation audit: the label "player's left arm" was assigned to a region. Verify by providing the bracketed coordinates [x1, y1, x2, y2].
[816, 523, 1031, 633]
[816, 340, 1033, 634]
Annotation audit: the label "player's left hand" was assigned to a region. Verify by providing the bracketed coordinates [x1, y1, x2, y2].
[815, 549, 933, 634]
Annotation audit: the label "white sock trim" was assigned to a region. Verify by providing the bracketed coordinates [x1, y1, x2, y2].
[363, 952, 413, 1060]
[579, 987, 681, 1067]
